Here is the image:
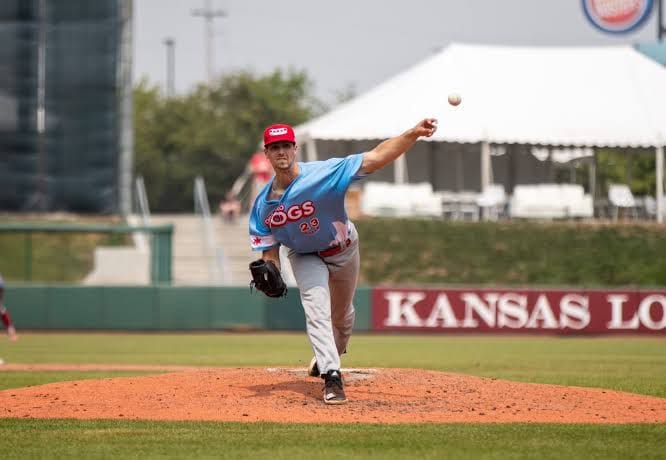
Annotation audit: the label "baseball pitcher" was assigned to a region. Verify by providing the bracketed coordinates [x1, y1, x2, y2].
[249, 119, 437, 404]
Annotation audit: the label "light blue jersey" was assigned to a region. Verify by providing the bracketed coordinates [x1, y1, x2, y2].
[249, 153, 367, 253]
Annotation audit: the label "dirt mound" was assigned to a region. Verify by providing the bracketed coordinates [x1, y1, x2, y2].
[1, 367, 664, 423]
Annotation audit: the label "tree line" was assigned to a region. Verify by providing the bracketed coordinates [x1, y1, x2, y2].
[134, 69, 326, 212]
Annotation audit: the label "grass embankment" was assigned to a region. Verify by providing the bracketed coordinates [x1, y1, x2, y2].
[0, 216, 128, 283]
[356, 219, 666, 286]
[2, 217, 664, 286]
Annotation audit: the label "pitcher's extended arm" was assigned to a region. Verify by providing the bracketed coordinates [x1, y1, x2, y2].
[360, 118, 438, 174]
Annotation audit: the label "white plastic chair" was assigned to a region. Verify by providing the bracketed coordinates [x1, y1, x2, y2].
[476, 184, 506, 220]
[436, 191, 459, 220]
[361, 182, 401, 216]
[408, 183, 442, 217]
[608, 184, 637, 221]
[559, 184, 593, 219]
[455, 191, 480, 221]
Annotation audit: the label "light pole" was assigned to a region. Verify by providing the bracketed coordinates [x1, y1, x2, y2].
[192, 0, 226, 85]
[163, 37, 175, 97]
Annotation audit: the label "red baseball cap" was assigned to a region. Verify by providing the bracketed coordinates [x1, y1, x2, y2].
[263, 123, 296, 147]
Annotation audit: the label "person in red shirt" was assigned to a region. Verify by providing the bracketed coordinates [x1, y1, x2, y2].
[250, 151, 273, 183]
[249, 152, 274, 205]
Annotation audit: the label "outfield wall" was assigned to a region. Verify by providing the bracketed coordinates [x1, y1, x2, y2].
[5, 285, 372, 332]
[4, 285, 664, 334]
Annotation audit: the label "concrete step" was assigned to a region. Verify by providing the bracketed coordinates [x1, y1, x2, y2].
[151, 214, 217, 285]
[148, 214, 260, 286]
[215, 214, 254, 286]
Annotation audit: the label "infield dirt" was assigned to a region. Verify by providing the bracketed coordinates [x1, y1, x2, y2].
[1, 366, 664, 423]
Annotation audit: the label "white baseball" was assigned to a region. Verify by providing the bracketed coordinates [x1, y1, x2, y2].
[448, 93, 461, 106]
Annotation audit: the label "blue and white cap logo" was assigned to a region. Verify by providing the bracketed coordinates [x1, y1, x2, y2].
[582, 0, 653, 34]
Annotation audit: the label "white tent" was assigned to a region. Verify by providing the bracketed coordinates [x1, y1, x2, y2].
[295, 43, 666, 221]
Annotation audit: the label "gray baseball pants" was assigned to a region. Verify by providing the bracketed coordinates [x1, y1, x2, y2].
[287, 222, 359, 375]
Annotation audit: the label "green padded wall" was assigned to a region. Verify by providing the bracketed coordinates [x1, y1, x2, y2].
[6, 285, 48, 328]
[102, 286, 157, 329]
[3, 285, 371, 331]
[264, 289, 306, 330]
[157, 287, 211, 330]
[352, 286, 371, 331]
[48, 287, 102, 328]
[209, 287, 264, 330]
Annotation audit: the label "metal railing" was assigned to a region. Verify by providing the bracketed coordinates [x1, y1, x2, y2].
[135, 176, 151, 225]
[194, 176, 231, 284]
[230, 168, 257, 214]
[129, 176, 151, 253]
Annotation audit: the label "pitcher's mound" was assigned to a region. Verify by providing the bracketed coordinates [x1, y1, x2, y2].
[1, 367, 664, 424]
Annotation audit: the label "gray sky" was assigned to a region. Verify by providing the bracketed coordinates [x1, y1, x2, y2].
[133, 0, 659, 104]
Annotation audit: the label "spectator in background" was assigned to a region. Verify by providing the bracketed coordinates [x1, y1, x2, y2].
[219, 191, 242, 223]
[249, 151, 274, 205]
[0, 273, 18, 341]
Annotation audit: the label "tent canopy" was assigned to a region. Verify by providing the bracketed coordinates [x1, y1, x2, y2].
[296, 43, 666, 148]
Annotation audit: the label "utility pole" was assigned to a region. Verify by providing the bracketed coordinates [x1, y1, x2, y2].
[192, 0, 226, 85]
[163, 37, 175, 97]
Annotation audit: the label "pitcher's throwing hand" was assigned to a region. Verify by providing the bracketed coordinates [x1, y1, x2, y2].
[414, 118, 438, 137]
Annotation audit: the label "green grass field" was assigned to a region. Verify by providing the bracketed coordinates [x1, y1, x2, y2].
[0, 333, 664, 459]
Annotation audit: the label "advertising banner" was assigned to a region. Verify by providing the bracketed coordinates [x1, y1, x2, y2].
[372, 287, 666, 334]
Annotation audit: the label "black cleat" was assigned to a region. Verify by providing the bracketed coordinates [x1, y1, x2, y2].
[323, 369, 347, 405]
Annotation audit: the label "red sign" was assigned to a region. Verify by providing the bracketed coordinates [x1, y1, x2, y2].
[372, 287, 666, 334]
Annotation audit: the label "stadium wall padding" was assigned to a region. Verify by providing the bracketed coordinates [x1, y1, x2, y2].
[4, 285, 373, 331]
